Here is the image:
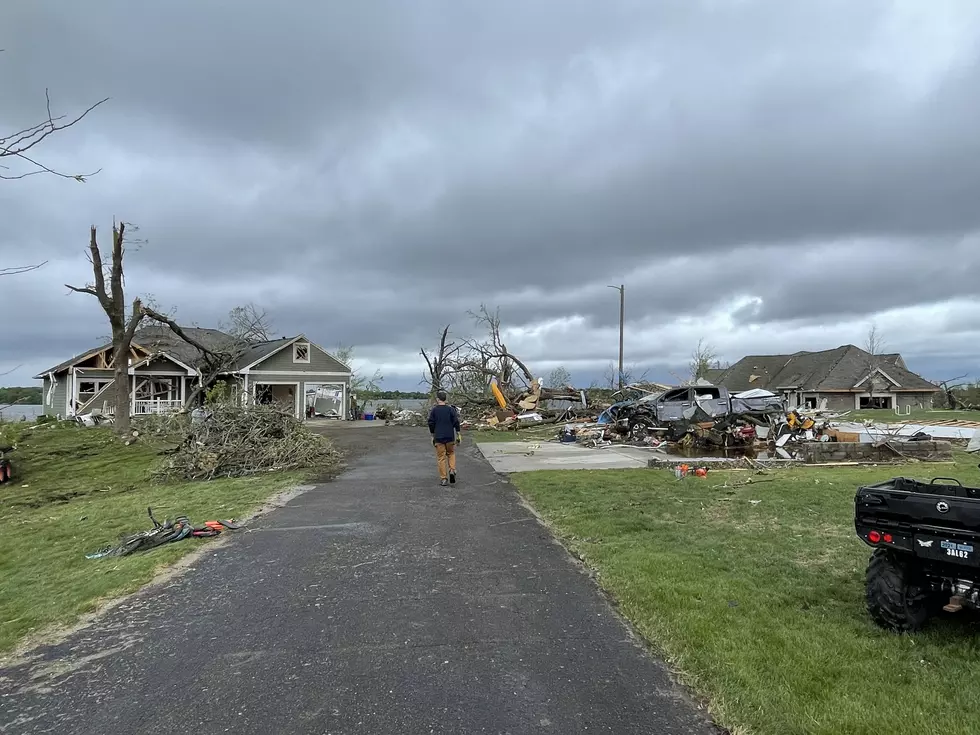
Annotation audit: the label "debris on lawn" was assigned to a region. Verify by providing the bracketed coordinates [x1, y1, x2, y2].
[86, 506, 241, 558]
[472, 379, 963, 468]
[155, 403, 339, 481]
[418, 318, 970, 468]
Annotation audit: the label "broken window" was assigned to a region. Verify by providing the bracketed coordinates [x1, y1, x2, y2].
[693, 387, 722, 400]
[77, 380, 111, 403]
[804, 396, 818, 409]
[293, 342, 310, 363]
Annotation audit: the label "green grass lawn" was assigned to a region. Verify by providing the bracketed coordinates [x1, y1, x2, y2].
[0, 421, 316, 654]
[835, 408, 980, 423]
[512, 453, 980, 735]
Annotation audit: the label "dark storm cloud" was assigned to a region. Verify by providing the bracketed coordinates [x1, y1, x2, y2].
[2, 0, 980, 387]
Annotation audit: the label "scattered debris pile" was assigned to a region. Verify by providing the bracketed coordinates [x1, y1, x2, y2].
[156, 403, 339, 481]
[484, 386, 961, 466]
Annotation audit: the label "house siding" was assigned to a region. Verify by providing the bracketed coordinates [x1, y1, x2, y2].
[248, 372, 350, 419]
[251, 342, 349, 374]
[896, 392, 937, 411]
[42, 375, 68, 417]
[134, 356, 186, 373]
[75, 368, 115, 380]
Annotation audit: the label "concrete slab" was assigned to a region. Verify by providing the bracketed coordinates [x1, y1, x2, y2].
[476, 441, 655, 472]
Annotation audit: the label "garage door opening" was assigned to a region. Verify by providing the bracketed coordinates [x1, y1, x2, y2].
[254, 383, 300, 418]
[305, 382, 345, 419]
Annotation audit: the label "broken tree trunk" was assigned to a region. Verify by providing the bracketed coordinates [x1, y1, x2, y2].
[66, 223, 144, 437]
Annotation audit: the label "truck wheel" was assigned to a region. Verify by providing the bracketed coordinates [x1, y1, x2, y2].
[628, 417, 655, 441]
[866, 548, 936, 632]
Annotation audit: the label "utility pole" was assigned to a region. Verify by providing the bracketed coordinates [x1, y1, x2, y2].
[607, 284, 625, 389]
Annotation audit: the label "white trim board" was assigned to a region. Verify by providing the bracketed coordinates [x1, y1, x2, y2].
[245, 370, 352, 377]
[854, 367, 901, 389]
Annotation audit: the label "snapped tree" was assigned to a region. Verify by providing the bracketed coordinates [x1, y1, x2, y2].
[66, 222, 234, 436]
[420, 325, 458, 398]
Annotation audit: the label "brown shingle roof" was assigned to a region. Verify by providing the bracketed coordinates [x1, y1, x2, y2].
[716, 345, 938, 393]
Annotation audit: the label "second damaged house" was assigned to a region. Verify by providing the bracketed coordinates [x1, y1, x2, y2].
[710, 345, 939, 412]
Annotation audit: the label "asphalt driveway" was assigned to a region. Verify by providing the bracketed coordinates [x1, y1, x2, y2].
[0, 426, 718, 734]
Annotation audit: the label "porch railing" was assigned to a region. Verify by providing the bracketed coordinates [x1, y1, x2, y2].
[133, 399, 184, 415]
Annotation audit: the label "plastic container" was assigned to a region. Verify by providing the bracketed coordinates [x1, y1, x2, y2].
[364, 413, 375, 421]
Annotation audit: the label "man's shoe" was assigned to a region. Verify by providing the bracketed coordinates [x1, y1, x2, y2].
[440, 478, 448, 487]
[449, 470, 456, 485]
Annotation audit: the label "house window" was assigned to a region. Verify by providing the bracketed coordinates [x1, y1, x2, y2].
[860, 396, 893, 410]
[804, 396, 818, 409]
[77, 380, 111, 404]
[293, 342, 310, 364]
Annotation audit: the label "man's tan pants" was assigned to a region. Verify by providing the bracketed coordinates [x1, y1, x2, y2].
[434, 441, 457, 480]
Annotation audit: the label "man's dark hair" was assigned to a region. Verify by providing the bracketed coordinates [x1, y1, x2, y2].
[436, 390, 448, 402]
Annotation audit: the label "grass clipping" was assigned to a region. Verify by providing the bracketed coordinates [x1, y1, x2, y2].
[153, 404, 339, 481]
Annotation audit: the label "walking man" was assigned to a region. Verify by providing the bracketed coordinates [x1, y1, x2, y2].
[427, 390, 461, 486]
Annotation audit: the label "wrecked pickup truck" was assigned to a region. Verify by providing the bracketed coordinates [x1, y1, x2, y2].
[604, 383, 785, 441]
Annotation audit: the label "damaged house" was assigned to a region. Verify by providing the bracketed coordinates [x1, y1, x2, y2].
[711, 345, 939, 412]
[34, 327, 352, 420]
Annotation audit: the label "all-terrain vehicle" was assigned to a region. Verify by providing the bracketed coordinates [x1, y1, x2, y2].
[855, 475, 980, 632]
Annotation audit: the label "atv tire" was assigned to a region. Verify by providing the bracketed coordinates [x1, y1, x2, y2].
[866, 548, 938, 632]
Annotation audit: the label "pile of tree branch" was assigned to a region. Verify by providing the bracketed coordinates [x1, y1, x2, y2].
[155, 404, 339, 481]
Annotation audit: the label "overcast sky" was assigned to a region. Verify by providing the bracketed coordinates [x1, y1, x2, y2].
[3, 0, 980, 391]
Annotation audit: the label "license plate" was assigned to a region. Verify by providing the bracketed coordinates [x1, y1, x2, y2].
[914, 534, 978, 566]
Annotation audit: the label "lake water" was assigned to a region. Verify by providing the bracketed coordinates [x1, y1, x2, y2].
[0, 404, 43, 422]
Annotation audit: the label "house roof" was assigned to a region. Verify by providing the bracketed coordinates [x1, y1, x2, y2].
[231, 337, 296, 371]
[34, 327, 319, 379]
[33, 341, 117, 379]
[132, 326, 246, 368]
[716, 345, 938, 393]
[701, 368, 727, 384]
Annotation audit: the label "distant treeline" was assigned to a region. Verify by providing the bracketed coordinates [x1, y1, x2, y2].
[361, 390, 430, 400]
[0, 387, 42, 405]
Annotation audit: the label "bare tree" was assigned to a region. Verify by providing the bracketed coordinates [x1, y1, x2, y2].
[65, 221, 238, 435]
[688, 338, 719, 382]
[65, 222, 145, 436]
[863, 324, 886, 408]
[2, 61, 108, 276]
[547, 366, 573, 389]
[936, 374, 978, 411]
[0, 262, 48, 277]
[224, 302, 274, 342]
[1, 87, 108, 181]
[603, 361, 648, 389]
[448, 305, 535, 393]
[420, 325, 458, 397]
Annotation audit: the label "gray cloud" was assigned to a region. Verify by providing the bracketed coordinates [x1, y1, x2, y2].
[3, 0, 980, 388]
